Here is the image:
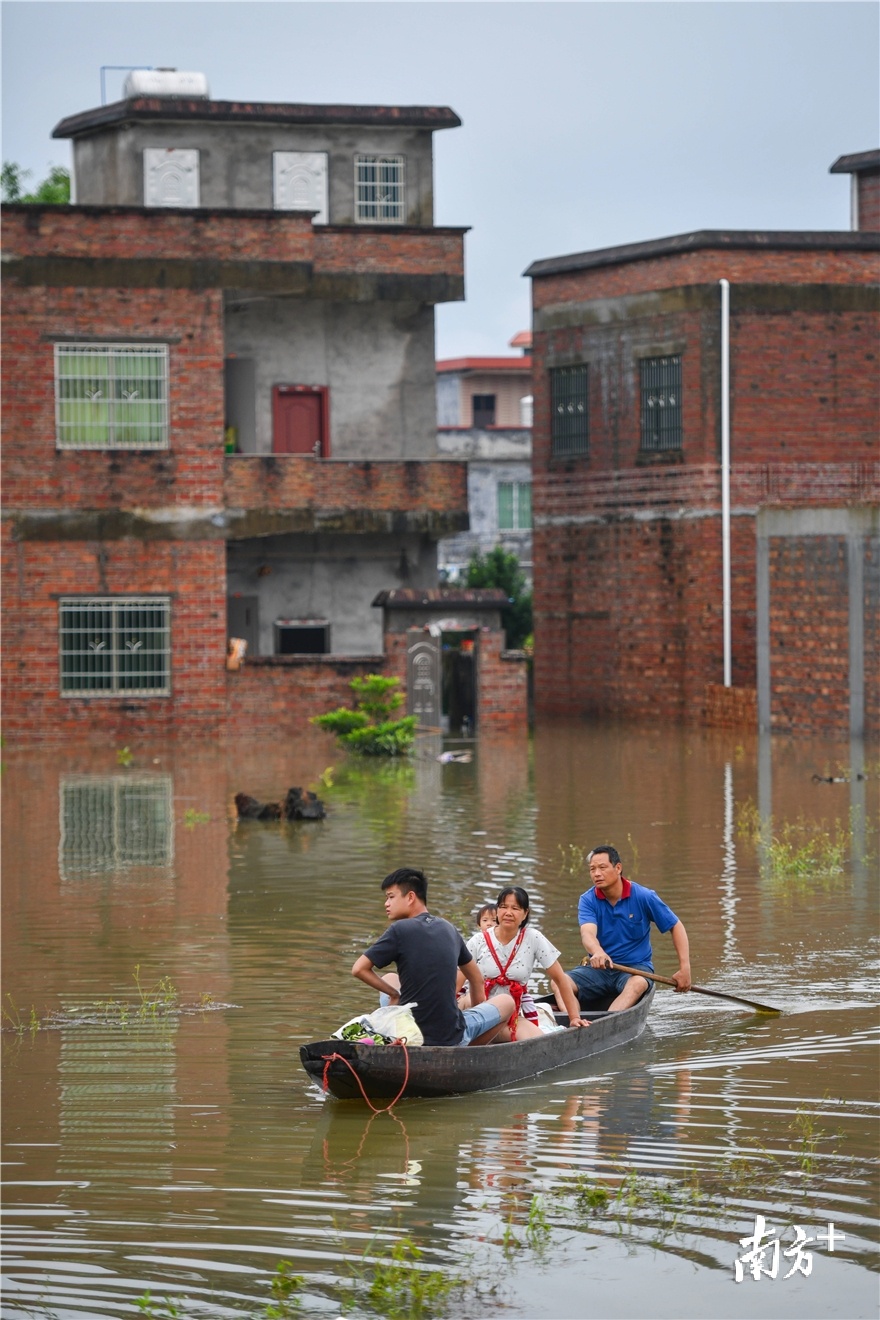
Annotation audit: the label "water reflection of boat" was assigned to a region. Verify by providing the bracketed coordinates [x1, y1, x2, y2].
[300, 987, 654, 1100]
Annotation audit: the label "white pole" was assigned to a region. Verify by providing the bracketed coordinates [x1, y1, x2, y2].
[720, 278, 732, 687]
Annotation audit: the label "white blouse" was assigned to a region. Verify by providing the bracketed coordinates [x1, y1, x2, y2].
[465, 925, 562, 987]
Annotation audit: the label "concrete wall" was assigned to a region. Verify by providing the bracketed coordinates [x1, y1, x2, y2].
[224, 298, 438, 458]
[436, 373, 459, 426]
[73, 122, 436, 223]
[437, 428, 533, 577]
[226, 531, 438, 655]
[435, 369, 532, 426]
[438, 460, 533, 577]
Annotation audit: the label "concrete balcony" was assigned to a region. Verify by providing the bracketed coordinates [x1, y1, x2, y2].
[222, 454, 469, 537]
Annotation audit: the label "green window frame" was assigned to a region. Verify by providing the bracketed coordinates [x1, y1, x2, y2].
[498, 481, 533, 531]
[55, 343, 169, 450]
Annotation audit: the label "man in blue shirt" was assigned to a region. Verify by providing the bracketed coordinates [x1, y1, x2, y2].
[566, 845, 692, 1012]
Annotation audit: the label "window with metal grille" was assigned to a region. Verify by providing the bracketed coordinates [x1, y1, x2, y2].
[59, 775, 174, 877]
[355, 155, 405, 223]
[550, 365, 589, 457]
[640, 355, 682, 451]
[497, 481, 532, 531]
[59, 597, 171, 697]
[55, 344, 168, 449]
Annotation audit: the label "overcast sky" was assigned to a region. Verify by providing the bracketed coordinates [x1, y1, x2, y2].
[2, 1, 877, 358]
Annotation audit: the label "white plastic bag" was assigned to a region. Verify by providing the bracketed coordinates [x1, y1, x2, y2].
[535, 1002, 565, 1034]
[363, 1002, 424, 1046]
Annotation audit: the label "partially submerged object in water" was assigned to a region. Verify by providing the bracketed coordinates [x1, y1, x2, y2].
[234, 787, 326, 821]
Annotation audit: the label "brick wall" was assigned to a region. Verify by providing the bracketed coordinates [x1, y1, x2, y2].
[1, 528, 227, 743]
[2, 283, 225, 512]
[477, 631, 528, 731]
[703, 684, 757, 729]
[532, 244, 880, 307]
[530, 244, 880, 731]
[768, 536, 850, 734]
[3, 205, 314, 264]
[224, 455, 467, 516]
[315, 226, 465, 277]
[225, 655, 388, 737]
[764, 531, 880, 736]
[4, 207, 465, 282]
[858, 172, 880, 231]
[533, 516, 754, 721]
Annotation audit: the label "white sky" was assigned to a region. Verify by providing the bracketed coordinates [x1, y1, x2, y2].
[2, 1, 877, 358]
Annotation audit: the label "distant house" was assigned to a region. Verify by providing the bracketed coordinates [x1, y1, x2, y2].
[436, 338, 533, 582]
[2, 73, 527, 741]
[526, 150, 879, 736]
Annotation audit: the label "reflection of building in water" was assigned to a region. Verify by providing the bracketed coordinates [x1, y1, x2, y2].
[58, 1023, 177, 1182]
[59, 774, 174, 878]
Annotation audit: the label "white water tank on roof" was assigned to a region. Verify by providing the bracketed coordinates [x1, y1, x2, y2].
[122, 69, 210, 99]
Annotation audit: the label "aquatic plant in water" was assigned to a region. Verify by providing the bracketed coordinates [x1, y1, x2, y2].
[359, 1235, 463, 1318]
[1, 968, 229, 1034]
[736, 800, 858, 882]
[183, 807, 211, 828]
[2, 995, 40, 1037]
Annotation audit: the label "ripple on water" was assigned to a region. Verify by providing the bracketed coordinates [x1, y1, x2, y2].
[2, 728, 878, 1317]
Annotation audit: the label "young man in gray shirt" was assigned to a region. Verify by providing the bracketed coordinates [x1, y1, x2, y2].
[352, 867, 514, 1046]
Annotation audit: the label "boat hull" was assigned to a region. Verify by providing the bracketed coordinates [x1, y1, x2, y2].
[300, 985, 653, 1100]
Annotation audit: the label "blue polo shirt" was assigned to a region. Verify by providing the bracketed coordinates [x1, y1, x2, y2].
[577, 878, 679, 970]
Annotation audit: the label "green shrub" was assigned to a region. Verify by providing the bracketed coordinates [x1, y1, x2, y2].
[311, 676, 415, 757]
[465, 545, 532, 650]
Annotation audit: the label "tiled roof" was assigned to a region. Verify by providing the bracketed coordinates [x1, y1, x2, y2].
[436, 357, 532, 373]
[372, 588, 509, 608]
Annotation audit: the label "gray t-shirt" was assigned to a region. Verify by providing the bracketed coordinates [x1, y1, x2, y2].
[364, 911, 472, 1046]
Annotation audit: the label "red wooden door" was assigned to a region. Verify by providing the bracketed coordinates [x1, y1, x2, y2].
[272, 387, 328, 455]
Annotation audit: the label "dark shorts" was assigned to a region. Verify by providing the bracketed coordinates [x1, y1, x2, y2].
[567, 964, 651, 1007]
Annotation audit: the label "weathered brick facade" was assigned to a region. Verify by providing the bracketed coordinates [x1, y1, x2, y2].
[1, 94, 478, 745]
[528, 221, 880, 735]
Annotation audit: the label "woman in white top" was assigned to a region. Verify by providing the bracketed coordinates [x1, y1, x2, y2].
[463, 886, 588, 1041]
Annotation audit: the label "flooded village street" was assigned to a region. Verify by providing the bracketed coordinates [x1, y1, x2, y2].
[2, 723, 877, 1319]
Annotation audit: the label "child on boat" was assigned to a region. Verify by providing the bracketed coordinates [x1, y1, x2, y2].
[475, 902, 497, 933]
[460, 886, 589, 1040]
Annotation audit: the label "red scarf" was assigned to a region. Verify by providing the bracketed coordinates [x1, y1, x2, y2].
[482, 927, 528, 1040]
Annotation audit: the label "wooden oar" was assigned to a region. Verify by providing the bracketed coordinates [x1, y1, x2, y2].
[607, 962, 781, 1015]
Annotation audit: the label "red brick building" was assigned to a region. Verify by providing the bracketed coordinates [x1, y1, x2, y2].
[527, 151, 880, 735]
[2, 85, 528, 743]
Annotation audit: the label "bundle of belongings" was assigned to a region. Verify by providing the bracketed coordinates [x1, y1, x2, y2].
[332, 1002, 424, 1047]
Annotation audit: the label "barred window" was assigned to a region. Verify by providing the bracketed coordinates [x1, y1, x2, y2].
[59, 775, 174, 877]
[640, 355, 682, 451]
[55, 344, 168, 450]
[498, 481, 532, 531]
[60, 597, 171, 697]
[355, 155, 405, 223]
[550, 365, 588, 457]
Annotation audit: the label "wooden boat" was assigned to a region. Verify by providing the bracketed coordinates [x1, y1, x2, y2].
[300, 984, 654, 1100]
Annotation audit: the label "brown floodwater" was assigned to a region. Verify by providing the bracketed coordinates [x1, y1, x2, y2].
[2, 723, 878, 1319]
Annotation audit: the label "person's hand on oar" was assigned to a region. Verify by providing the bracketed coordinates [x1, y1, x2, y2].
[671, 964, 692, 993]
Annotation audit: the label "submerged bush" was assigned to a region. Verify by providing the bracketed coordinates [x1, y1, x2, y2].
[312, 675, 415, 757]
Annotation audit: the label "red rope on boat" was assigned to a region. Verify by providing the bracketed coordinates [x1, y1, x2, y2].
[320, 1040, 411, 1113]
